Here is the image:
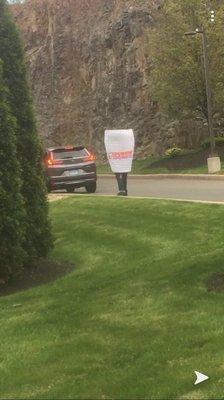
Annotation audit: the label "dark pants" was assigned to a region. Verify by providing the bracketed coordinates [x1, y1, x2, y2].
[115, 173, 128, 192]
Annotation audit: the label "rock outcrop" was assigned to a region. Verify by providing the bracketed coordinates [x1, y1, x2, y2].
[11, 0, 207, 157]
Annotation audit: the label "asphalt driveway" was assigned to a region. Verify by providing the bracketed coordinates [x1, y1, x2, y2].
[49, 176, 224, 203]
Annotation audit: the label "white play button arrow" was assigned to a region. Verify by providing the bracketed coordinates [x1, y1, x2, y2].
[194, 371, 209, 385]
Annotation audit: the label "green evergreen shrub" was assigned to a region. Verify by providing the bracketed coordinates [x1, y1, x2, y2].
[0, 0, 52, 263]
[0, 62, 25, 278]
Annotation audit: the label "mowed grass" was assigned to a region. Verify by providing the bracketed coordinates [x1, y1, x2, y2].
[1, 197, 224, 399]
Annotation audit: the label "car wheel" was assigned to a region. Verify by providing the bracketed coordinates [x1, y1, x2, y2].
[86, 182, 97, 193]
[66, 187, 75, 193]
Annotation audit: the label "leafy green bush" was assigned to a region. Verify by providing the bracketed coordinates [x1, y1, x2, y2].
[201, 136, 224, 149]
[165, 147, 183, 158]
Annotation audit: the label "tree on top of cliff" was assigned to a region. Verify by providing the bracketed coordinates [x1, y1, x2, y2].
[0, 0, 53, 263]
[0, 60, 25, 278]
[149, 0, 224, 121]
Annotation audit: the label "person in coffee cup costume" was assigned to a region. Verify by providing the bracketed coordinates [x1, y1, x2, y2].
[104, 130, 135, 196]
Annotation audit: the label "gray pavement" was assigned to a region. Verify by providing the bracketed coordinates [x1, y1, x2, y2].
[50, 176, 224, 204]
[95, 176, 224, 203]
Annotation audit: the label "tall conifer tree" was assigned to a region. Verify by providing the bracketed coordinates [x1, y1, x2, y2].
[0, 61, 25, 277]
[0, 0, 52, 262]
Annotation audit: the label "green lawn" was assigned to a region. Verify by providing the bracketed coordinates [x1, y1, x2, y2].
[97, 158, 224, 175]
[1, 197, 224, 399]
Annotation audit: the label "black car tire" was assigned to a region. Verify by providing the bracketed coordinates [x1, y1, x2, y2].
[66, 186, 75, 193]
[86, 182, 97, 193]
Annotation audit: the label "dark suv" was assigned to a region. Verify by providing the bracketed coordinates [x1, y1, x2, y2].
[44, 146, 97, 193]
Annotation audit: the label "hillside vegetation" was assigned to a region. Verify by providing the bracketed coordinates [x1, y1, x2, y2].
[150, 0, 224, 132]
[12, 0, 224, 157]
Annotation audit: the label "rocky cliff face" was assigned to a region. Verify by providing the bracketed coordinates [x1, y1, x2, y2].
[11, 0, 206, 157]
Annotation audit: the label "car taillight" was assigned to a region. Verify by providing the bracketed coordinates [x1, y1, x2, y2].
[85, 153, 96, 162]
[46, 157, 53, 166]
[45, 155, 62, 166]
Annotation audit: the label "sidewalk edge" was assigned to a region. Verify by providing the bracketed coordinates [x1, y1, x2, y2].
[98, 173, 224, 180]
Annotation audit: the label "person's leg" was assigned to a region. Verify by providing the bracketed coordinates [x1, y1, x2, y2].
[115, 173, 125, 193]
[119, 173, 128, 196]
[123, 173, 128, 193]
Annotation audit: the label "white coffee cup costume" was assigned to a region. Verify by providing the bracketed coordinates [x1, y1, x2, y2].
[104, 130, 135, 173]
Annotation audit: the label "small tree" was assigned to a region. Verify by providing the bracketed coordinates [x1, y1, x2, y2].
[149, 0, 224, 121]
[0, 0, 52, 262]
[0, 62, 25, 278]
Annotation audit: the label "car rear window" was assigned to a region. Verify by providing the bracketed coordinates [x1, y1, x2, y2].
[53, 148, 88, 160]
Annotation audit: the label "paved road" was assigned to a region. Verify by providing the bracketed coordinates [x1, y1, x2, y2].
[50, 176, 224, 203]
[96, 176, 224, 203]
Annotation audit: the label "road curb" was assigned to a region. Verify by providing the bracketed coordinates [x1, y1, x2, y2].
[49, 193, 224, 205]
[98, 173, 224, 181]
